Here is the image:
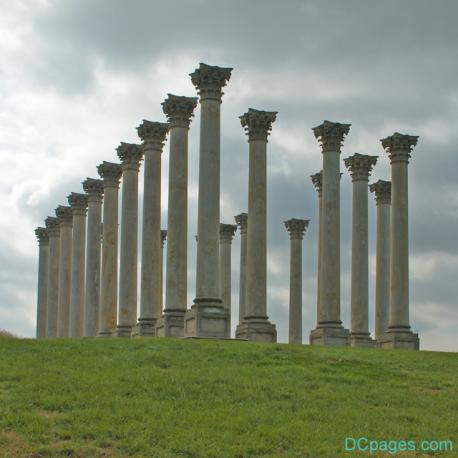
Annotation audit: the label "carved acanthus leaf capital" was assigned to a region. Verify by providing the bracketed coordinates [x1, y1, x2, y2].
[82, 178, 104, 199]
[161, 229, 167, 247]
[234, 212, 248, 234]
[284, 218, 310, 239]
[240, 108, 277, 142]
[380, 132, 419, 164]
[117, 142, 143, 170]
[344, 153, 378, 181]
[137, 120, 169, 152]
[35, 226, 49, 245]
[67, 192, 88, 216]
[369, 180, 391, 205]
[55, 205, 73, 226]
[45, 216, 60, 237]
[97, 161, 123, 187]
[220, 223, 237, 242]
[310, 171, 323, 196]
[312, 120, 351, 152]
[190, 63, 233, 102]
[162, 94, 198, 129]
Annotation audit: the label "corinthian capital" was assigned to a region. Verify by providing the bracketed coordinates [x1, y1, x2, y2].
[55, 205, 73, 226]
[344, 153, 378, 181]
[45, 216, 60, 237]
[220, 223, 237, 243]
[117, 142, 143, 170]
[234, 212, 248, 234]
[137, 120, 169, 152]
[312, 120, 351, 152]
[310, 171, 323, 197]
[161, 229, 167, 248]
[68, 192, 88, 216]
[162, 94, 198, 129]
[82, 178, 104, 199]
[190, 62, 233, 102]
[35, 227, 49, 245]
[97, 161, 123, 187]
[284, 218, 310, 239]
[380, 132, 419, 164]
[240, 108, 277, 142]
[369, 180, 391, 205]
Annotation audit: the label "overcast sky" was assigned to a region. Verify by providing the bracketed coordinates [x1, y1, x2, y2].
[1, 0, 457, 351]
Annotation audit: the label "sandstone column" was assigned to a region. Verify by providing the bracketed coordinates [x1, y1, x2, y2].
[160, 229, 167, 312]
[156, 94, 197, 337]
[116, 143, 143, 337]
[285, 218, 309, 344]
[55, 205, 73, 337]
[370, 180, 391, 342]
[97, 161, 122, 337]
[68, 193, 88, 337]
[219, 223, 237, 336]
[344, 153, 378, 347]
[235, 108, 277, 342]
[185, 63, 232, 338]
[310, 120, 351, 346]
[82, 178, 104, 337]
[35, 227, 49, 338]
[379, 133, 420, 349]
[45, 217, 60, 337]
[234, 213, 248, 324]
[137, 121, 169, 336]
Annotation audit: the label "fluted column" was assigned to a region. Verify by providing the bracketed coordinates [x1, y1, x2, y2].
[234, 213, 248, 324]
[82, 178, 104, 337]
[35, 227, 49, 338]
[97, 161, 122, 337]
[379, 133, 419, 349]
[344, 153, 378, 347]
[116, 143, 143, 337]
[137, 121, 169, 336]
[55, 205, 73, 337]
[156, 94, 197, 338]
[370, 180, 391, 342]
[235, 109, 277, 342]
[68, 193, 88, 337]
[45, 217, 60, 337]
[219, 223, 237, 336]
[310, 120, 350, 346]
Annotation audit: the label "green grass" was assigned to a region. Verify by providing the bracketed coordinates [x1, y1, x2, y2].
[0, 338, 456, 457]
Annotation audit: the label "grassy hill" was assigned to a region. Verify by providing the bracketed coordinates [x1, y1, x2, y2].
[0, 338, 456, 457]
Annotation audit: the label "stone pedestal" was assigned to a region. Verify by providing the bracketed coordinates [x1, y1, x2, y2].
[186, 63, 232, 338]
[234, 213, 248, 325]
[56, 205, 73, 337]
[45, 217, 60, 337]
[285, 218, 309, 344]
[82, 178, 103, 336]
[344, 153, 378, 347]
[157, 94, 197, 337]
[35, 227, 49, 338]
[97, 161, 122, 337]
[137, 121, 169, 337]
[370, 180, 391, 342]
[235, 109, 277, 343]
[309, 121, 350, 346]
[68, 193, 88, 337]
[379, 133, 420, 350]
[116, 143, 143, 337]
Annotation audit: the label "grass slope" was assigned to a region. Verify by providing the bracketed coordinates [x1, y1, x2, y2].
[0, 338, 457, 457]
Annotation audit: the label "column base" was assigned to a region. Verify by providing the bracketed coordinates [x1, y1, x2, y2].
[350, 332, 376, 348]
[132, 319, 157, 337]
[378, 328, 419, 350]
[235, 316, 277, 342]
[155, 310, 185, 338]
[309, 323, 350, 346]
[96, 331, 114, 338]
[184, 299, 230, 339]
[114, 325, 133, 338]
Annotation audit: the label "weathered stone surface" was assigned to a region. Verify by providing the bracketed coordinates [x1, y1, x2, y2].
[45, 216, 60, 337]
[234, 213, 248, 324]
[35, 227, 49, 338]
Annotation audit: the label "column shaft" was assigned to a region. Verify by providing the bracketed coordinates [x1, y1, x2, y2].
[235, 213, 248, 324]
[289, 237, 302, 344]
[45, 217, 60, 337]
[35, 228, 49, 338]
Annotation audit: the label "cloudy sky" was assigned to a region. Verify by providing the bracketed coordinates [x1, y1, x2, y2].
[1, 0, 457, 351]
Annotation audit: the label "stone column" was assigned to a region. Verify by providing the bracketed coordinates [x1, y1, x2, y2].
[68, 193, 88, 337]
[235, 108, 277, 342]
[369, 180, 391, 342]
[55, 205, 73, 337]
[116, 143, 143, 337]
[379, 133, 420, 349]
[234, 213, 248, 324]
[310, 120, 351, 346]
[137, 121, 169, 336]
[97, 161, 122, 337]
[184, 63, 232, 338]
[160, 230, 167, 312]
[82, 178, 104, 337]
[285, 218, 309, 344]
[156, 94, 197, 337]
[45, 217, 60, 337]
[35, 227, 49, 338]
[219, 223, 237, 336]
[344, 153, 378, 347]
